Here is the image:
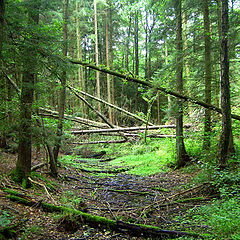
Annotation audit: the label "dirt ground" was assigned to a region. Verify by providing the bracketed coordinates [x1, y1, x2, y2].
[0, 149, 213, 239]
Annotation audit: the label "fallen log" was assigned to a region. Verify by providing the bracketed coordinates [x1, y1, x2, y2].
[69, 86, 154, 126]
[71, 125, 189, 134]
[71, 140, 127, 145]
[78, 167, 132, 174]
[68, 87, 129, 142]
[3, 188, 202, 239]
[69, 59, 240, 121]
[39, 108, 109, 128]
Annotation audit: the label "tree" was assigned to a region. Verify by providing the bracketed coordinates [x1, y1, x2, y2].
[94, 0, 101, 113]
[175, 0, 190, 168]
[13, 0, 40, 185]
[53, 0, 69, 168]
[202, 0, 212, 150]
[219, 0, 234, 168]
[105, 4, 113, 123]
[0, 0, 6, 148]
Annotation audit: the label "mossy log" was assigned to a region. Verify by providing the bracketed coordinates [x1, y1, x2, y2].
[3, 188, 202, 239]
[78, 166, 133, 174]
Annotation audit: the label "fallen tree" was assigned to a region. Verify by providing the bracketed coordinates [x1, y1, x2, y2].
[69, 59, 240, 121]
[68, 86, 154, 126]
[71, 125, 189, 134]
[3, 188, 203, 239]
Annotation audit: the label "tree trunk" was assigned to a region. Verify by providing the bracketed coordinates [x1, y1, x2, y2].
[0, 0, 4, 55]
[134, 11, 139, 111]
[202, 0, 212, 150]
[94, 0, 101, 113]
[105, 5, 112, 123]
[0, 0, 7, 148]
[14, 0, 39, 185]
[76, 1, 85, 114]
[53, 0, 69, 164]
[175, 0, 189, 168]
[219, 0, 234, 168]
[109, 1, 115, 123]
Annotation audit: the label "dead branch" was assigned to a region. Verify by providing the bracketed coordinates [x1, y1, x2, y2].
[71, 125, 187, 134]
[4, 189, 202, 239]
[72, 140, 127, 145]
[68, 87, 129, 142]
[28, 177, 56, 205]
[69, 59, 240, 121]
[70, 86, 154, 126]
[78, 167, 133, 174]
[31, 163, 47, 172]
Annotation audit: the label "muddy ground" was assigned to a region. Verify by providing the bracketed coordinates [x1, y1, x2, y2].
[0, 148, 213, 240]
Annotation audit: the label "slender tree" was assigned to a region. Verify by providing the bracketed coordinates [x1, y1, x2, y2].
[202, 0, 212, 150]
[219, 0, 234, 168]
[105, 5, 112, 123]
[53, 0, 69, 167]
[14, 0, 39, 184]
[175, 0, 189, 168]
[94, 0, 101, 113]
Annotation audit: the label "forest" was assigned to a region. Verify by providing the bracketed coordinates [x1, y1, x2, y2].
[0, 0, 240, 239]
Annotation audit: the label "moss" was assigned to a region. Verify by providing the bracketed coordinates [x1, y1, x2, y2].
[10, 167, 30, 188]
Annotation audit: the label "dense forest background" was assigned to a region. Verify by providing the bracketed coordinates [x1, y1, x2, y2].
[0, 0, 240, 239]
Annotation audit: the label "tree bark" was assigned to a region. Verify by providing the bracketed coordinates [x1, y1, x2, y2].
[219, 0, 234, 168]
[94, 0, 101, 113]
[71, 125, 187, 134]
[76, 1, 85, 114]
[14, 0, 39, 184]
[53, 0, 69, 163]
[0, 0, 7, 148]
[175, 0, 189, 168]
[202, 0, 212, 150]
[105, 5, 112, 123]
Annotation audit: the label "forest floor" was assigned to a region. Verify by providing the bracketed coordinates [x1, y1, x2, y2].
[0, 147, 215, 240]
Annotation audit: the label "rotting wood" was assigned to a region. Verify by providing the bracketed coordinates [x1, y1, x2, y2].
[72, 140, 127, 145]
[28, 177, 56, 205]
[39, 108, 109, 128]
[69, 59, 240, 121]
[98, 188, 155, 196]
[69, 86, 154, 126]
[99, 157, 116, 162]
[3, 189, 202, 239]
[31, 163, 47, 172]
[78, 167, 133, 174]
[68, 87, 129, 142]
[71, 125, 189, 134]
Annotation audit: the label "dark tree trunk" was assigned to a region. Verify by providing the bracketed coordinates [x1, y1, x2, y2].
[14, 0, 39, 185]
[53, 0, 69, 165]
[0, 0, 7, 148]
[175, 0, 189, 168]
[0, 0, 4, 55]
[219, 0, 234, 168]
[202, 0, 212, 150]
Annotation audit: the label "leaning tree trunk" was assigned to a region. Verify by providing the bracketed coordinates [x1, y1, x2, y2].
[175, 0, 189, 168]
[53, 0, 69, 165]
[202, 0, 212, 150]
[219, 0, 234, 168]
[14, 0, 39, 185]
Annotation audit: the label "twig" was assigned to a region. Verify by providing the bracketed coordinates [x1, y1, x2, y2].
[28, 177, 56, 205]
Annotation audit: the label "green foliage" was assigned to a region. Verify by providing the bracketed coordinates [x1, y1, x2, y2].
[0, 211, 14, 228]
[183, 198, 240, 239]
